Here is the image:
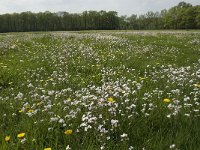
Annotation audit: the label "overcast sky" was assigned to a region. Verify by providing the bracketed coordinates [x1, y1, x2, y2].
[0, 0, 199, 15]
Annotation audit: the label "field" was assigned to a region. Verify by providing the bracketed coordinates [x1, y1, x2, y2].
[0, 30, 200, 150]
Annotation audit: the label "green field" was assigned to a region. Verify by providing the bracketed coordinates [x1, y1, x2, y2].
[0, 31, 200, 150]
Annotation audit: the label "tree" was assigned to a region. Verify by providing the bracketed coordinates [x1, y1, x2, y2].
[127, 14, 137, 29]
[0, 2, 199, 32]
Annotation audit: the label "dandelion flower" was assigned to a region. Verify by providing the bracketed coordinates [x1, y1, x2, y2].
[44, 148, 52, 150]
[64, 129, 73, 135]
[107, 97, 115, 103]
[5, 136, 11, 141]
[17, 133, 25, 138]
[163, 98, 171, 103]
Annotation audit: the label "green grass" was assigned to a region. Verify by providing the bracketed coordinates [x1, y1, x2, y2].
[0, 30, 200, 150]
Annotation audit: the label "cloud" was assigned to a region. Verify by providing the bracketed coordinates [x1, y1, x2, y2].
[0, 0, 199, 15]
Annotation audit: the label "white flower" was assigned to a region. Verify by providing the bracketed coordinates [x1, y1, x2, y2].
[48, 127, 53, 131]
[50, 117, 59, 122]
[106, 136, 110, 140]
[184, 114, 190, 117]
[58, 119, 65, 123]
[27, 83, 33, 88]
[111, 119, 118, 127]
[66, 145, 71, 150]
[20, 138, 26, 144]
[129, 146, 134, 150]
[170, 144, 176, 149]
[48, 90, 55, 96]
[167, 114, 171, 118]
[120, 133, 128, 138]
[16, 92, 23, 99]
[100, 145, 105, 150]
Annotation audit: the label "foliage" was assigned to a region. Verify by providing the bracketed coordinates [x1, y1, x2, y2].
[0, 11, 119, 32]
[0, 2, 199, 32]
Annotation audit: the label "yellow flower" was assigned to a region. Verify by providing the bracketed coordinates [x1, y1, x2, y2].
[44, 148, 52, 150]
[194, 84, 200, 88]
[28, 109, 34, 113]
[37, 102, 41, 106]
[64, 129, 73, 135]
[163, 98, 171, 103]
[5, 136, 11, 141]
[19, 109, 24, 113]
[17, 133, 25, 138]
[107, 97, 115, 103]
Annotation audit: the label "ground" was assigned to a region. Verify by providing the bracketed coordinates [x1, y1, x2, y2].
[0, 30, 200, 150]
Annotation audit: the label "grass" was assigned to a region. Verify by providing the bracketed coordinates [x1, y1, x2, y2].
[0, 30, 200, 150]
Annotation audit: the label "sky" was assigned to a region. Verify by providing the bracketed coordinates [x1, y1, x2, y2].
[0, 0, 199, 16]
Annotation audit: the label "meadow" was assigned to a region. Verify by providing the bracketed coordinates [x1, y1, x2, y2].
[0, 30, 200, 150]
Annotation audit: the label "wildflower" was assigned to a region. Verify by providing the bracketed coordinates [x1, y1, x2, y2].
[37, 102, 41, 106]
[17, 133, 25, 138]
[44, 148, 52, 150]
[48, 127, 53, 131]
[50, 117, 59, 122]
[194, 84, 200, 88]
[163, 98, 171, 103]
[167, 114, 171, 118]
[16, 92, 23, 99]
[129, 146, 134, 150]
[111, 119, 118, 127]
[66, 145, 71, 150]
[106, 136, 110, 140]
[107, 97, 115, 103]
[20, 138, 26, 144]
[48, 90, 55, 96]
[5, 136, 11, 141]
[58, 119, 65, 123]
[28, 109, 34, 113]
[19, 109, 24, 113]
[170, 144, 176, 149]
[64, 129, 73, 135]
[120, 133, 128, 138]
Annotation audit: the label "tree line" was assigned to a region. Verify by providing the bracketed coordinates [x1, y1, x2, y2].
[0, 2, 199, 32]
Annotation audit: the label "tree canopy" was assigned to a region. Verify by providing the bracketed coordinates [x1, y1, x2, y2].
[0, 2, 199, 32]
